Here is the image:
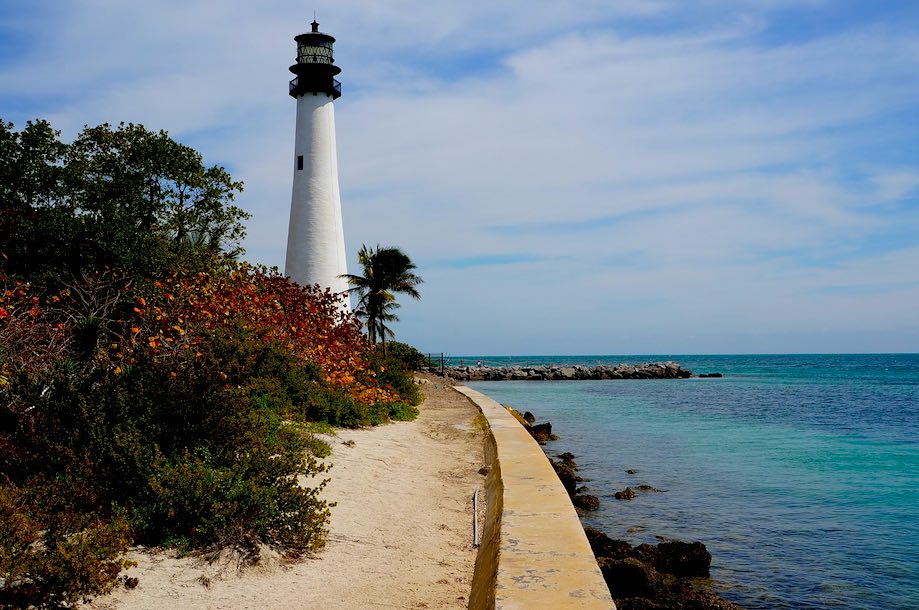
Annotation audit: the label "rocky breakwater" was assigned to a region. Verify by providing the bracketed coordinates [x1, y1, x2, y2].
[441, 361, 692, 382]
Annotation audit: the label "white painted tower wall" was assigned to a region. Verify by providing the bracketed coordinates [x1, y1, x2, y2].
[285, 92, 350, 303]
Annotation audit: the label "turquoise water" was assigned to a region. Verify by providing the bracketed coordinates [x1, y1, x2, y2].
[466, 354, 919, 610]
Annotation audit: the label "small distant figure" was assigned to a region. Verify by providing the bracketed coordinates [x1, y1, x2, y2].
[476, 360, 482, 368]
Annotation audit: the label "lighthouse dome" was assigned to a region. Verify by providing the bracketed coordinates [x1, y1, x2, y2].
[289, 20, 341, 99]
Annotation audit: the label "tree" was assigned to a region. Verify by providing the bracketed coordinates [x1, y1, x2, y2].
[342, 244, 422, 353]
[0, 119, 249, 286]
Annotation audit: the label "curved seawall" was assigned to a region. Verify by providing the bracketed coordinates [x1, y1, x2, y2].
[454, 385, 615, 609]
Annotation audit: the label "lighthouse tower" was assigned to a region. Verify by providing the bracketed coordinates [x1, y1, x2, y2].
[285, 20, 349, 306]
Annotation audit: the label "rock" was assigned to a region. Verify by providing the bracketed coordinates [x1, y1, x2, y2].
[636, 484, 663, 492]
[615, 487, 637, 500]
[477, 466, 490, 476]
[598, 557, 661, 600]
[583, 529, 730, 609]
[614, 600, 669, 610]
[626, 468, 638, 475]
[523, 410, 536, 423]
[677, 589, 744, 609]
[655, 540, 711, 577]
[630, 543, 660, 569]
[558, 451, 577, 463]
[583, 527, 633, 560]
[529, 422, 555, 443]
[699, 372, 723, 378]
[441, 361, 693, 381]
[549, 457, 581, 495]
[573, 494, 600, 511]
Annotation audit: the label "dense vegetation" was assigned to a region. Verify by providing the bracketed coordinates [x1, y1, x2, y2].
[0, 120, 422, 608]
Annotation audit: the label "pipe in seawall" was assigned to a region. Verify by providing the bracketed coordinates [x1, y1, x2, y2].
[455, 385, 615, 610]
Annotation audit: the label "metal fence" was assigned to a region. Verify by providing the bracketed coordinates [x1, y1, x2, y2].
[426, 353, 445, 377]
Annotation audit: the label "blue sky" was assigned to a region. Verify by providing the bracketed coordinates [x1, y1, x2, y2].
[2, 0, 918, 355]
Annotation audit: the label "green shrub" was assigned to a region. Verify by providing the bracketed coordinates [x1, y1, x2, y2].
[375, 362, 423, 408]
[296, 382, 386, 428]
[302, 434, 333, 459]
[386, 402, 420, 422]
[281, 421, 333, 458]
[136, 447, 329, 555]
[364, 343, 422, 408]
[301, 420, 335, 435]
[0, 329, 333, 560]
[381, 341, 429, 370]
[0, 485, 134, 609]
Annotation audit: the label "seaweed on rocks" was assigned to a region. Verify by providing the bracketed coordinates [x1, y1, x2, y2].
[573, 494, 601, 511]
[586, 528, 739, 609]
[504, 405, 559, 443]
[548, 455, 582, 496]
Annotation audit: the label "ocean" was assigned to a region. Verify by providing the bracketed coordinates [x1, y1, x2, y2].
[462, 354, 919, 610]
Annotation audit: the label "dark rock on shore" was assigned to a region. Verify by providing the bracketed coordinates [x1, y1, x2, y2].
[531, 413, 739, 610]
[505, 405, 559, 444]
[599, 558, 660, 599]
[655, 541, 712, 577]
[616, 593, 742, 610]
[433, 361, 693, 381]
[547, 449, 602, 513]
[548, 455, 582, 496]
[529, 421, 555, 443]
[587, 525, 711, 579]
[584, 526, 633, 560]
[573, 493, 601, 511]
[585, 528, 735, 609]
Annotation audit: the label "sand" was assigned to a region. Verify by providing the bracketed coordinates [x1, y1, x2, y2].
[88, 374, 485, 610]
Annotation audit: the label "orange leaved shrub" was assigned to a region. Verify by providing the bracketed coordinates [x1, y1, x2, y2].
[124, 263, 398, 405]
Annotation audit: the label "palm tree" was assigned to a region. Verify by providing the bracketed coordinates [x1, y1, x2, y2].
[342, 244, 422, 352]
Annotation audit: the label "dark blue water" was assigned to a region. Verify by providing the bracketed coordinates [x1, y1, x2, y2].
[465, 354, 919, 610]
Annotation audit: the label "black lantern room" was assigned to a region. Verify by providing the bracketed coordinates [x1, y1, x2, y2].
[289, 20, 342, 99]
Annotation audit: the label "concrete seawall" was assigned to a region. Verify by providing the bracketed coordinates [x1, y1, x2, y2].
[455, 385, 615, 609]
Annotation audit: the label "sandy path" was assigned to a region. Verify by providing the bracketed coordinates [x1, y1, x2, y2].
[89, 375, 484, 610]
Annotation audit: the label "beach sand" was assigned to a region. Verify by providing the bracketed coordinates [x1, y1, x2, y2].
[88, 374, 484, 610]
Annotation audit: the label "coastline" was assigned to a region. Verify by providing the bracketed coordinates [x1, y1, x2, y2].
[506, 404, 739, 609]
[458, 354, 919, 609]
[453, 372, 742, 609]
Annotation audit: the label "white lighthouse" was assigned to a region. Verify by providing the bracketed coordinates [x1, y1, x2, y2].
[285, 19, 350, 306]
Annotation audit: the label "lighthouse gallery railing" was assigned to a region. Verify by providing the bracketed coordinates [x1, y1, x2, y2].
[289, 76, 341, 97]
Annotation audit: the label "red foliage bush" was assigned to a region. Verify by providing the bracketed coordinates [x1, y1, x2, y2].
[0, 277, 71, 383]
[126, 263, 398, 405]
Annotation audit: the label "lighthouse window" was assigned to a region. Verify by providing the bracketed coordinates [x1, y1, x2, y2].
[297, 40, 334, 64]
[297, 155, 304, 171]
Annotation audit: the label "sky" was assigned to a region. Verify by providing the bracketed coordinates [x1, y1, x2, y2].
[1, 0, 918, 355]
